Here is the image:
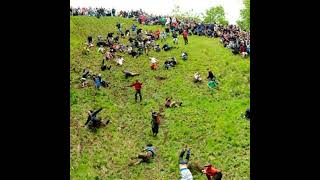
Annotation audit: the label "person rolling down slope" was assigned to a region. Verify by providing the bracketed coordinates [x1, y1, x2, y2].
[123, 70, 139, 79]
[84, 108, 110, 130]
[129, 144, 156, 166]
[202, 164, 223, 180]
[181, 52, 188, 60]
[179, 148, 193, 180]
[101, 59, 111, 71]
[165, 97, 182, 108]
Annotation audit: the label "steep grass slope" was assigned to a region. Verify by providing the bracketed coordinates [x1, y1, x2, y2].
[70, 16, 250, 179]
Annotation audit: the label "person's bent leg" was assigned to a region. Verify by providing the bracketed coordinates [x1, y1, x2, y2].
[185, 149, 191, 163]
[179, 149, 186, 164]
[138, 90, 142, 101]
[135, 91, 138, 102]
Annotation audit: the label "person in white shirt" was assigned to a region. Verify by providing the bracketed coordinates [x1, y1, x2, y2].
[116, 56, 124, 66]
[194, 72, 202, 83]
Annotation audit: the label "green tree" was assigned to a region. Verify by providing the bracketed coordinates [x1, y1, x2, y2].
[204, 6, 229, 25]
[237, 0, 250, 31]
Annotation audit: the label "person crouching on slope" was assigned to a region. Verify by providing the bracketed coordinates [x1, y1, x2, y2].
[128, 80, 143, 102]
[202, 164, 223, 180]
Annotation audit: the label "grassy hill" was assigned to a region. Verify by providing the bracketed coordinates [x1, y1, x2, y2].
[70, 16, 250, 179]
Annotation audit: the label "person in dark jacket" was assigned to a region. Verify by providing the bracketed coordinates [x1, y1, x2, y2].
[84, 108, 110, 130]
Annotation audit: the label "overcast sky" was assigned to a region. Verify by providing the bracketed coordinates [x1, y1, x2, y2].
[70, 0, 244, 24]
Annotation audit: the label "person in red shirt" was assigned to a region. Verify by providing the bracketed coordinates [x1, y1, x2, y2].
[128, 80, 143, 102]
[183, 29, 189, 45]
[202, 164, 222, 180]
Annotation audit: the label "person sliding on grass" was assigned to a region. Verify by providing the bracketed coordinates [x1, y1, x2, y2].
[181, 52, 188, 60]
[202, 164, 223, 180]
[123, 70, 140, 79]
[183, 30, 189, 45]
[179, 147, 193, 180]
[128, 80, 143, 102]
[129, 144, 156, 166]
[165, 97, 182, 108]
[84, 108, 110, 130]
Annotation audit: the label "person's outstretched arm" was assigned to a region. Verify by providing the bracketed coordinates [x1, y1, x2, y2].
[92, 108, 103, 117]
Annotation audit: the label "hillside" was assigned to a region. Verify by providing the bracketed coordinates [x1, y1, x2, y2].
[70, 16, 250, 179]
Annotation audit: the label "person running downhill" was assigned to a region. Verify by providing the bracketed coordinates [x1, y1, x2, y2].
[128, 80, 143, 102]
[183, 30, 189, 45]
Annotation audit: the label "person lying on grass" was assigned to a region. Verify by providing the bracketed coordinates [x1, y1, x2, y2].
[98, 45, 105, 53]
[181, 52, 188, 60]
[179, 147, 193, 180]
[115, 56, 125, 66]
[194, 72, 202, 83]
[162, 43, 174, 51]
[165, 97, 183, 108]
[154, 44, 161, 52]
[104, 51, 114, 60]
[129, 144, 156, 166]
[97, 74, 109, 88]
[164, 57, 177, 69]
[84, 108, 110, 130]
[123, 70, 140, 79]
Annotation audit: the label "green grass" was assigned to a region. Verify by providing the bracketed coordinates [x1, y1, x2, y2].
[70, 16, 250, 179]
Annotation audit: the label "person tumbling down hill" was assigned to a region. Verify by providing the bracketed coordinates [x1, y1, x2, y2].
[202, 164, 223, 180]
[128, 80, 143, 102]
[194, 72, 202, 83]
[98, 45, 105, 53]
[165, 97, 182, 108]
[149, 57, 158, 70]
[181, 52, 188, 60]
[162, 44, 173, 51]
[129, 144, 156, 166]
[123, 70, 139, 79]
[164, 57, 177, 69]
[84, 108, 110, 130]
[101, 59, 111, 71]
[179, 148, 193, 180]
[115, 56, 125, 66]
